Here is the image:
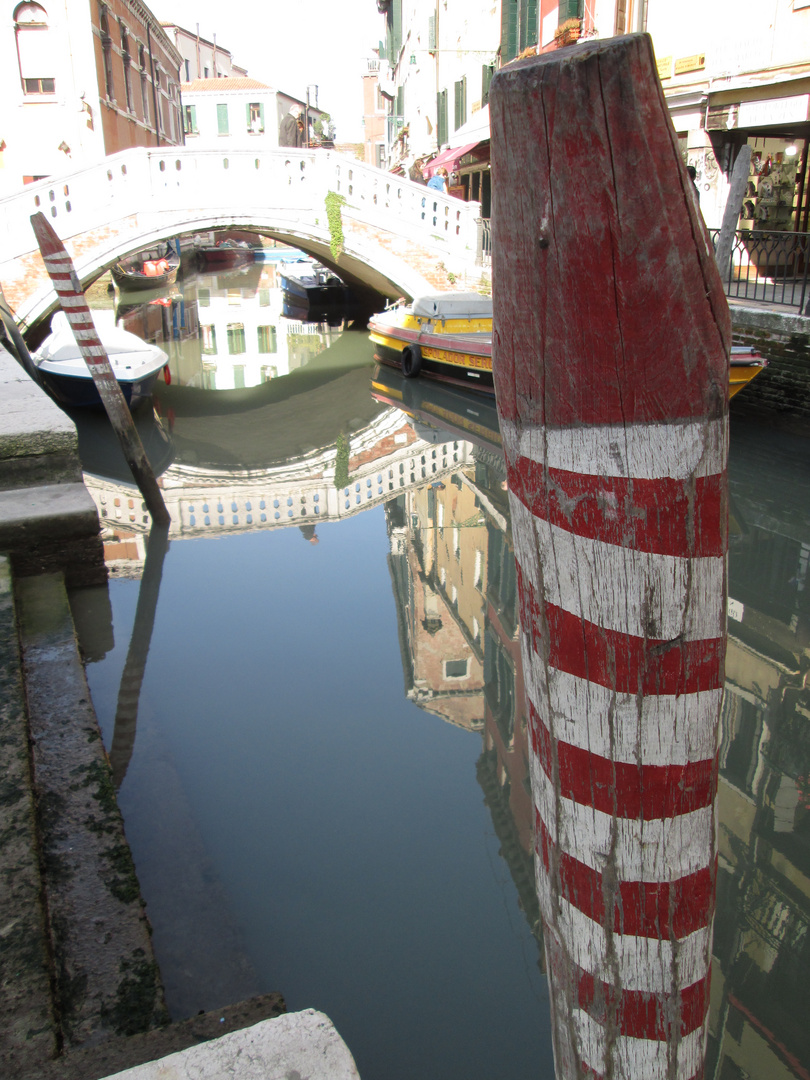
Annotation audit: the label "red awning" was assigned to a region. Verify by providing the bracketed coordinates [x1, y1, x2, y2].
[423, 142, 481, 178]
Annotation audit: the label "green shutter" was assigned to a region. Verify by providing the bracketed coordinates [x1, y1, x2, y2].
[396, 86, 404, 122]
[520, 0, 538, 51]
[428, 14, 436, 52]
[217, 103, 228, 134]
[246, 102, 251, 130]
[454, 77, 466, 131]
[482, 64, 494, 106]
[388, 0, 402, 64]
[558, 0, 581, 22]
[501, 0, 518, 63]
[436, 89, 447, 147]
[259, 103, 265, 131]
[189, 104, 197, 133]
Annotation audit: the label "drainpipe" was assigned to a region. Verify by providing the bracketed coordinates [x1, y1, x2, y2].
[633, 0, 647, 32]
[147, 21, 161, 146]
[434, 0, 440, 150]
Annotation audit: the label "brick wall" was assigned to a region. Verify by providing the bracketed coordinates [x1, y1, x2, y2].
[730, 305, 810, 425]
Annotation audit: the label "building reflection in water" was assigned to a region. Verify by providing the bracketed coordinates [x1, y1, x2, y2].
[377, 378, 810, 1080]
[72, 285, 810, 1077]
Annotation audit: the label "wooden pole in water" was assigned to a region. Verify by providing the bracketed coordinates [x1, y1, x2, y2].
[30, 213, 170, 527]
[489, 34, 729, 1080]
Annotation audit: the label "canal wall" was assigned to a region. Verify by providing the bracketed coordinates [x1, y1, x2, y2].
[730, 303, 810, 429]
[0, 345, 105, 586]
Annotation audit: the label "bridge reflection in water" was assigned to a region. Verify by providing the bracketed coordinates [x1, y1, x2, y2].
[71, 275, 810, 1079]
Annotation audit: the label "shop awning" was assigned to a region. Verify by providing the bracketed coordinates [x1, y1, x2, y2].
[423, 142, 482, 178]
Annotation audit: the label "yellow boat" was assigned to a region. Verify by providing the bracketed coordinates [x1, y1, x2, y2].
[729, 346, 768, 398]
[368, 294, 495, 394]
[369, 295, 768, 399]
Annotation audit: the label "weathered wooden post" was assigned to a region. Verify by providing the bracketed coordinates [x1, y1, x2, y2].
[30, 213, 170, 526]
[489, 35, 729, 1080]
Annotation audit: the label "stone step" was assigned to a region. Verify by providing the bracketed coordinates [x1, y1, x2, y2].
[0, 347, 82, 493]
[16, 572, 168, 1052]
[0, 556, 58, 1077]
[0, 483, 105, 588]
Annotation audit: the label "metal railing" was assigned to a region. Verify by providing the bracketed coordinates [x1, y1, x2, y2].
[478, 217, 492, 267]
[711, 229, 810, 315]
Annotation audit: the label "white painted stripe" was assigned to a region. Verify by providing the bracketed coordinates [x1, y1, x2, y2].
[85, 346, 110, 357]
[530, 755, 716, 881]
[511, 500, 726, 641]
[43, 252, 73, 265]
[58, 295, 88, 308]
[523, 661, 722, 768]
[501, 416, 727, 481]
[69, 327, 101, 341]
[574, 1008, 707, 1080]
[537, 880, 711, 993]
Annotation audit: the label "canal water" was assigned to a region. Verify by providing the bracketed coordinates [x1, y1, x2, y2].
[70, 253, 810, 1080]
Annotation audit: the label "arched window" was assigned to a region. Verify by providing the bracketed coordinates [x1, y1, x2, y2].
[15, 2, 55, 95]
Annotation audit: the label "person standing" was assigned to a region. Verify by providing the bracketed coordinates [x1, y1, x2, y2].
[408, 158, 427, 185]
[426, 166, 449, 193]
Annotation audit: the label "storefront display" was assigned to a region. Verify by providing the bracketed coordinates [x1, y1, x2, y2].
[738, 137, 803, 232]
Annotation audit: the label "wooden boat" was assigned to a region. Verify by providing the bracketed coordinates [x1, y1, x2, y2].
[110, 251, 179, 291]
[370, 295, 767, 399]
[33, 311, 167, 409]
[195, 240, 255, 269]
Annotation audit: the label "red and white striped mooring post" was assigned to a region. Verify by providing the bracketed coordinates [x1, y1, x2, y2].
[30, 212, 170, 526]
[490, 36, 729, 1080]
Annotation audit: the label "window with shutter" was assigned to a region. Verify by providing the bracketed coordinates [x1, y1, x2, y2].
[183, 104, 197, 135]
[217, 103, 229, 134]
[454, 77, 466, 131]
[15, 3, 57, 95]
[558, 0, 582, 22]
[436, 89, 447, 148]
[500, 0, 518, 63]
[482, 64, 495, 107]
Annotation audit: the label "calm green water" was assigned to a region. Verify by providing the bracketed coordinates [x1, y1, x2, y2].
[73, 260, 810, 1080]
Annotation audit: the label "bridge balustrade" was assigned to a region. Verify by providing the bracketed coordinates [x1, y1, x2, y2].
[0, 145, 481, 268]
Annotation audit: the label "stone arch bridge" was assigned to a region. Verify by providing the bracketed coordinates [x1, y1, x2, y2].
[0, 146, 487, 331]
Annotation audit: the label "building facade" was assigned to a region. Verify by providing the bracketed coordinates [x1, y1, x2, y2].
[370, 0, 810, 232]
[362, 51, 387, 167]
[161, 23, 247, 83]
[180, 78, 280, 149]
[1, 0, 183, 195]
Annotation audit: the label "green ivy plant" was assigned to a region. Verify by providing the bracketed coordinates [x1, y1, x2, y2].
[334, 431, 350, 489]
[325, 191, 347, 263]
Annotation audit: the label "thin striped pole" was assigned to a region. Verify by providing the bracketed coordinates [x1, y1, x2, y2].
[490, 36, 729, 1080]
[30, 212, 170, 526]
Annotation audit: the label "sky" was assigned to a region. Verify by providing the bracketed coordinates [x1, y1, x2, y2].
[155, 0, 384, 142]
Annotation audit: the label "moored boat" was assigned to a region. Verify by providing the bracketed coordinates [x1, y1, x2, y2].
[368, 293, 494, 394]
[280, 260, 351, 313]
[110, 250, 179, 291]
[195, 240, 255, 269]
[729, 345, 768, 398]
[33, 311, 168, 409]
[370, 295, 768, 399]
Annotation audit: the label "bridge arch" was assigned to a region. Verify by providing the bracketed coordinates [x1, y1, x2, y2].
[0, 146, 487, 329]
